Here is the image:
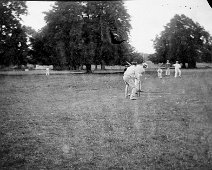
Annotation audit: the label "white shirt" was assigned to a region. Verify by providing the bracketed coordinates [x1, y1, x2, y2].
[173, 63, 181, 70]
[135, 64, 145, 79]
[124, 65, 136, 78]
[157, 68, 163, 73]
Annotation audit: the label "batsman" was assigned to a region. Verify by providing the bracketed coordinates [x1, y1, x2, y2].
[135, 63, 148, 96]
[123, 61, 148, 100]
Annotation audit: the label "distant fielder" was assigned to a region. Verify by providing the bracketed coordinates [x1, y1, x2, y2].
[46, 67, 50, 76]
[165, 60, 171, 76]
[173, 61, 181, 78]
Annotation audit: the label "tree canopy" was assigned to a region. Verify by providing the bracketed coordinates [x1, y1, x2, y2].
[30, 1, 133, 71]
[0, 0, 28, 67]
[152, 14, 212, 68]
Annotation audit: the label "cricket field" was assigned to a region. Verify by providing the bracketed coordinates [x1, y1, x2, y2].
[0, 69, 212, 169]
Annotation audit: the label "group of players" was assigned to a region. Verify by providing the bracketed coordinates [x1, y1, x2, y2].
[157, 60, 182, 79]
[123, 60, 182, 100]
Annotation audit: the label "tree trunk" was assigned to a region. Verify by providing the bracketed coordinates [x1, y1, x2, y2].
[79, 65, 83, 70]
[56, 41, 67, 70]
[101, 60, 105, 70]
[95, 64, 98, 70]
[188, 61, 196, 68]
[72, 65, 76, 70]
[181, 62, 186, 68]
[85, 64, 92, 73]
[76, 65, 80, 70]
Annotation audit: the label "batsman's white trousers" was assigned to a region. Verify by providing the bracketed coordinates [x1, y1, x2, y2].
[135, 79, 141, 90]
[123, 75, 137, 98]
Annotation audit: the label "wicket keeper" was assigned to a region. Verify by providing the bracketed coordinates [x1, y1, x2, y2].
[157, 65, 163, 79]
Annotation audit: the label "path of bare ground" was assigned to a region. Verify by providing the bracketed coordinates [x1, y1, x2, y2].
[0, 69, 212, 170]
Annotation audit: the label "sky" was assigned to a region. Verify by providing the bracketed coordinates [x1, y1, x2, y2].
[21, 0, 212, 54]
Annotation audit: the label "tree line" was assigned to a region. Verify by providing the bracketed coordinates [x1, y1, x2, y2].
[149, 14, 212, 68]
[29, 1, 137, 72]
[0, 1, 212, 70]
[0, 1, 28, 67]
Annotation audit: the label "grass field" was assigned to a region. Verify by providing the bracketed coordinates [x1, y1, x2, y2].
[0, 69, 212, 170]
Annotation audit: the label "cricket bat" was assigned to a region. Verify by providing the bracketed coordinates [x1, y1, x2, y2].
[126, 61, 132, 66]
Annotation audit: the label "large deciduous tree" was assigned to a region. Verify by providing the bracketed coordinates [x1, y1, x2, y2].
[85, 1, 131, 69]
[0, 0, 28, 67]
[153, 14, 212, 68]
[31, 1, 132, 72]
[44, 1, 84, 70]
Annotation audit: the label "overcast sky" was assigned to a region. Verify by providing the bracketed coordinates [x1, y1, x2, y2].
[21, 0, 212, 54]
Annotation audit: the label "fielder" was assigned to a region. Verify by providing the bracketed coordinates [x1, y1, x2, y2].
[165, 60, 171, 76]
[173, 61, 181, 78]
[46, 67, 50, 76]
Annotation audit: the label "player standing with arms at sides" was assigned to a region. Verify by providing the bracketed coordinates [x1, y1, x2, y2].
[46, 67, 50, 76]
[165, 60, 171, 76]
[173, 61, 181, 78]
[123, 61, 137, 100]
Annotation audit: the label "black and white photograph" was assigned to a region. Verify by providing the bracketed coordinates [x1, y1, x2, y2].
[1, 0, 212, 169]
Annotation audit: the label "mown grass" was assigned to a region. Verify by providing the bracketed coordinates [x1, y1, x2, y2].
[0, 69, 212, 170]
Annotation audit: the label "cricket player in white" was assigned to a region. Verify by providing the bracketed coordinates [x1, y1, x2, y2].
[165, 60, 171, 76]
[134, 63, 147, 93]
[173, 61, 181, 78]
[46, 67, 50, 75]
[123, 62, 137, 100]
[123, 62, 148, 100]
[157, 66, 163, 79]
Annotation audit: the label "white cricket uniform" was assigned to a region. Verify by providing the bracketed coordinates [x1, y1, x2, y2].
[173, 63, 181, 77]
[46, 68, 50, 75]
[165, 63, 171, 76]
[134, 64, 145, 90]
[123, 65, 137, 99]
[157, 68, 163, 78]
